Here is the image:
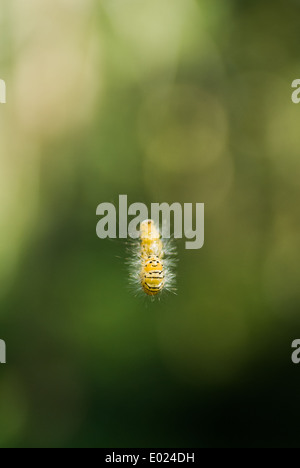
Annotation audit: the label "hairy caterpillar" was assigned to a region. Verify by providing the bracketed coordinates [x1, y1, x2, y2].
[128, 219, 177, 298]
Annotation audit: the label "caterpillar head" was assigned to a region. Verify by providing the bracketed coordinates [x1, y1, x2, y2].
[140, 219, 160, 241]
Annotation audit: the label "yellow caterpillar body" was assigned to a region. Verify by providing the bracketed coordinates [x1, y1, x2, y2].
[128, 219, 176, 298]
[140, 220, 165, 296]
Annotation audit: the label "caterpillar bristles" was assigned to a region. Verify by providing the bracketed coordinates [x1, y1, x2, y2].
[127, 219, 177, 299]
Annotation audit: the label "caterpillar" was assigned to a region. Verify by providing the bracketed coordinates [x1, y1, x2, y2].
[128, 219, 177, 298]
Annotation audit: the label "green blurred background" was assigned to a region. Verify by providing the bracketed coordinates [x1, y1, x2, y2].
[0, 0, 300, 448]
